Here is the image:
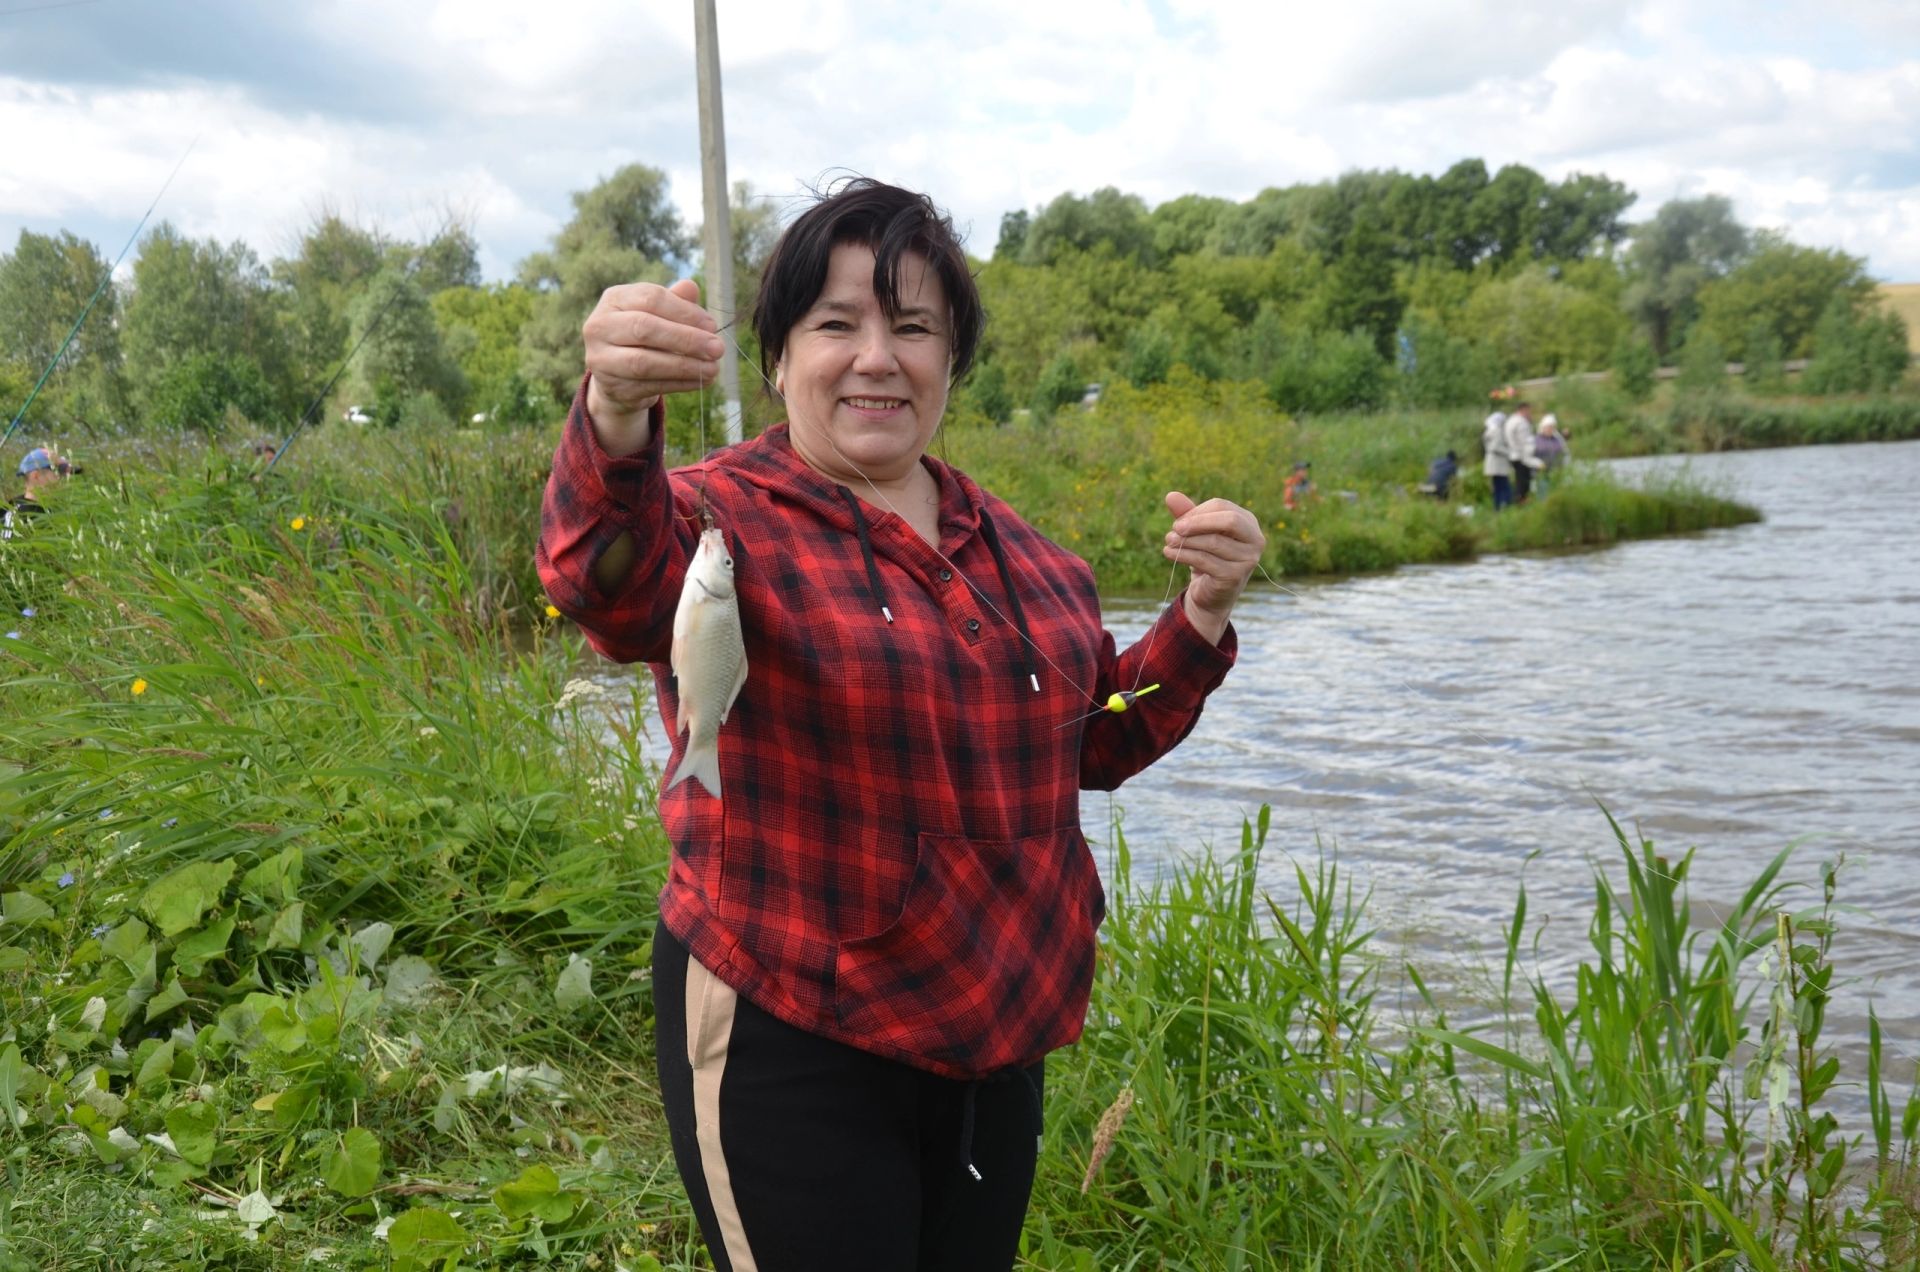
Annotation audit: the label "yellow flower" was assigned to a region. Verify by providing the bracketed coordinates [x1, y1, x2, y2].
[255, 676, 266, 687]
[131, 679, 148, 696]
[290, 516, 306, 531]
[545, 604, 561, 619]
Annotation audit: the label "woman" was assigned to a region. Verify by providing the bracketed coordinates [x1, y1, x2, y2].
[538, 180, 1263, 1271]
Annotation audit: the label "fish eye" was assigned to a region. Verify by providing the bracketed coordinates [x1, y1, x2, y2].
[723, 557, 734, 569]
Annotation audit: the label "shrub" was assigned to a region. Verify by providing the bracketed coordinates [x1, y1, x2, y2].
[1264, 328, 1389, 415]
[145, 352, 275, 432]
[1610, 333, 1658, 403]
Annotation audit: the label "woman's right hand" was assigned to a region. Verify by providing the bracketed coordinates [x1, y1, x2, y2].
[582, 278, 725, 456]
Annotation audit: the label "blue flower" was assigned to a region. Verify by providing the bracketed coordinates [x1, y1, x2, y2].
[19, 607, 34, 618]
[98, 808, 114, 820]
[4, 632, 17, 641]
[161, 817, 178, 830]
[91, 924, 111, 938]
[58, 872, 75, 888]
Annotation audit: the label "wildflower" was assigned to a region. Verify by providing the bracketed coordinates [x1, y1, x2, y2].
[418, 725, 438, 738]
[4, 632, 17, 640]
[91, 923, 111, 938]
[58, 871, 75, 888]
[131, 678, 148, 696]
[255, 676, 266, 687]
[161, 817, 178, 830]
[290, 516, 307, 531]
[20, 607, 34, 618]
[98, 809, 113, 820]
[545, 603, 561, 619]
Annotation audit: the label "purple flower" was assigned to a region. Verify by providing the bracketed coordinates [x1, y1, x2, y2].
[58, 872, 75, 888]
[91, 924, 111, 938]
[98, 808, 114, 820]
[19, 607, 34, 618]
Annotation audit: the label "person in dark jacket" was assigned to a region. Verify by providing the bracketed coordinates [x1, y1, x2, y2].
[538, 180, 1263, 1271]
[1420, 450, 1459, 499]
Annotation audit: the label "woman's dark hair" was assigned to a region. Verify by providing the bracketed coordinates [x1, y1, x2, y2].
[752, 178, 982, 387]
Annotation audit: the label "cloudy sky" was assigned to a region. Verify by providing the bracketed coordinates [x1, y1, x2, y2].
[2, 0, 1917, 284]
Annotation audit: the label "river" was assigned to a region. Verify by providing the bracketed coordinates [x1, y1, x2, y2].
[1095, 438, 1920, 1059]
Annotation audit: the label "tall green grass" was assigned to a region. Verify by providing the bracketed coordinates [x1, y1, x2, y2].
[2, 449, 1913, 1268]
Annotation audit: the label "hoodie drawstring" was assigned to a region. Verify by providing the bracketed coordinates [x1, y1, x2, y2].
[834, 490, 1040, 692]
[836, 485, 894, 624]
[976, 508, 1041, 693]
[958, 1066, 1046, 1182]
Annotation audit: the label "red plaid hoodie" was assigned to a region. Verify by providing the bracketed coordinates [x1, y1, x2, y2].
[539, 381, 1237, 1079]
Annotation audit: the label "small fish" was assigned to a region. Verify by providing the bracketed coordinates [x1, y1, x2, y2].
[667, 526, 748, 799]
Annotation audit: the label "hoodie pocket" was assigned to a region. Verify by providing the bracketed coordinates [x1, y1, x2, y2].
[833, 826, 1105, 1074]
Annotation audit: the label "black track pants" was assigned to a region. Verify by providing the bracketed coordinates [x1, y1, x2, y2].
[652, 928, 1044, 1272]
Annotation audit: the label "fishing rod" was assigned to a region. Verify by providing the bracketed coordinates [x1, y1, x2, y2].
[263, 219, 458, 476]
[2, 139, 197, 453]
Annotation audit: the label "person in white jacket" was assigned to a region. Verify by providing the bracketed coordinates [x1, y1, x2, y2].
[1481, 405, 1513, 509]
[1504, 402, 1543, 505]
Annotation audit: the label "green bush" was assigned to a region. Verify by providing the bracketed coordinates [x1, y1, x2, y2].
[145, 352, 275, 432]
[1611, 332, 1658, 403]
[1264, 327, 1388, 415]
[1804, 295, 1912, 394]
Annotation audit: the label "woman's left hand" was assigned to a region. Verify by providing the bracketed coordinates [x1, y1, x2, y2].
[1164, 491, 1265, 646]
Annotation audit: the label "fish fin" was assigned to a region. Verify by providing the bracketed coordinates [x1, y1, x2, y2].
[666, 740, 722, 800]
[718, 652, 748, 726]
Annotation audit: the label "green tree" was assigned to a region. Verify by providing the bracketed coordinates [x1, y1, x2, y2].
[123, 223, 294, 421]
[1623, 195, 1751, 356]
[409, 223, 483, 295]
[994, 210, 1029, 261]
[518, 164, 684, 400]
[146, 352, 275, 431]
[0, 229, 131, 427]
[1021, 188, 1153, 266]
[1396, 314, 1495, 408]
[1741, 319, 1786, 395]
[1693, 233, 1877, 360]
[344, 268, 464, 424]
[1461, 265, 1626, 379]
[1803, 295, 1912, 394]
[1148, 194, 1235, 261]
[1611, 333, 1658, 403]
[1675, 330, 1727, 395]
[958, 360, 1012, 422]
[1318, 209, 1403, 356]
[1265, 328, 1388, 414]
[272, 213, 387, 391]
[1030, 351, 1085, 419]
[432, 282, 543, 422]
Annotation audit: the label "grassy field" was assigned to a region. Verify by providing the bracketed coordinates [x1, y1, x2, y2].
[1878, 283, 1920, 357]
[1, 407, 1910, 1269]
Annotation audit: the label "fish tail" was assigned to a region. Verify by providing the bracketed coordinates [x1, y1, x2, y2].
[667, 738, 723, 800]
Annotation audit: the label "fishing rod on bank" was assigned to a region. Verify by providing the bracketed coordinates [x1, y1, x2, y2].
[262, 217, 460, 476]
[1, 138, 197, 453]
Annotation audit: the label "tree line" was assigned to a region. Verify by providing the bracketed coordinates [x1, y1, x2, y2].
[1, 158, 1910, 438]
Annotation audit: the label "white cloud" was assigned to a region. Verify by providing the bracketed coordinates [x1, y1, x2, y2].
[0, 0, 1915, 283]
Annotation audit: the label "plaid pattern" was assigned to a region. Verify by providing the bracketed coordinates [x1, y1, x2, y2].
[539, 377, 1237, 1079]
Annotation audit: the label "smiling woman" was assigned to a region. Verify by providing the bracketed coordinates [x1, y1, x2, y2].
[536, 177, 1264, 1271]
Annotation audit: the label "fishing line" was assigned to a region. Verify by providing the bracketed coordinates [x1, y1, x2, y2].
[3, 137, 197, 452]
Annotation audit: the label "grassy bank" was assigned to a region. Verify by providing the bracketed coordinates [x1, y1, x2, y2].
[3, 449, 1914, 1269]
[944, 376, 1759, 590]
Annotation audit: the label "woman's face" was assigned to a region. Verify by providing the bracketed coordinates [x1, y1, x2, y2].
[780, 243, 951, 486]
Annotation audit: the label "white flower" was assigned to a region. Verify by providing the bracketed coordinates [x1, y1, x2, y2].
[417, 725, 438, 738]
